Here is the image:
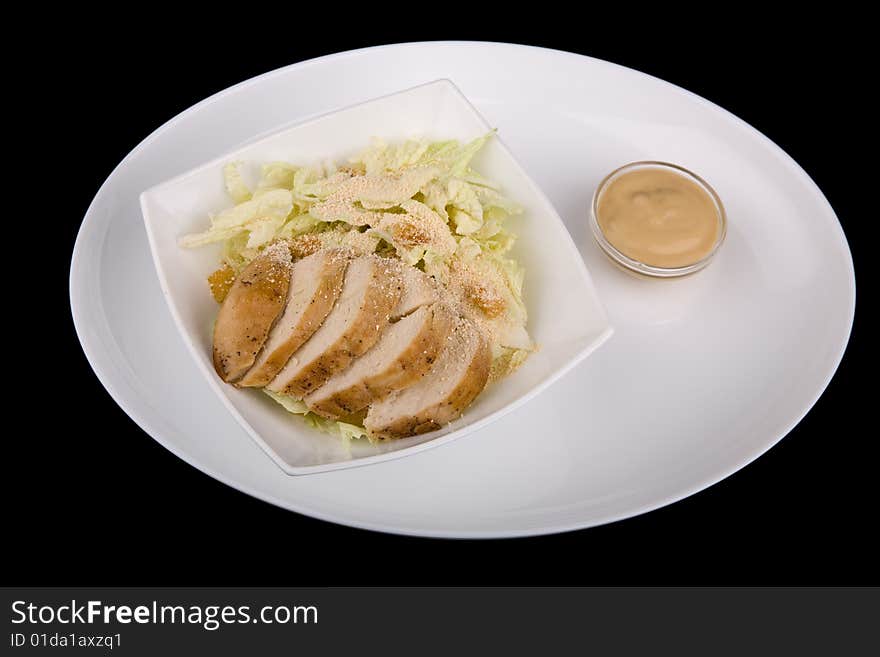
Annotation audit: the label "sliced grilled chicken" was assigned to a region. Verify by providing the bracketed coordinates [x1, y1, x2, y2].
[238, 248, 350, 388]
[392, 263, 443, 319]
[212, 242, 292, 383]
[305, 303, 456, 419]
[364, 316, 491, 439]
[267, 255, 402, 398]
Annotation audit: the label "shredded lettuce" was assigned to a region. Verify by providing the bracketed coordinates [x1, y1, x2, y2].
[182, 134, 534, 442]
[223, 162, 252, 204]
[256, 161, 297, 193]
[263, 390, 367, 447]
[179, 188, 293, 249]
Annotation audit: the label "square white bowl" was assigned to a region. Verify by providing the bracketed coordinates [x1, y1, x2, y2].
[140, 79, 612, 474]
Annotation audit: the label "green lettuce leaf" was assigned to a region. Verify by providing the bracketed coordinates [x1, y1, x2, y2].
[263, 390, 368, 446]
[223, 162, 252, 204]
[179, 188, 293, 248]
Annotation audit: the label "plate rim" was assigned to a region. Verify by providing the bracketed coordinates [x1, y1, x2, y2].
[69, 40, 856, 538]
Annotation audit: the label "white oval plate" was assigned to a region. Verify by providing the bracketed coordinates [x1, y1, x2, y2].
[70, 42, 855, 538]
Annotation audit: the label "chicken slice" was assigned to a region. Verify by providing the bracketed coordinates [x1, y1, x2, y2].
[266, 255, 402, 398]
[212, 242, 292, 383]
[392, 262, 444, 320]
[305, 303, 456, 419]
[238, 248, 350, 388]
[364, 316, 491, 439]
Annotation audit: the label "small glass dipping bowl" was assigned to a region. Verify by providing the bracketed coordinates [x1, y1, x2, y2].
[590, 161, 727, 278]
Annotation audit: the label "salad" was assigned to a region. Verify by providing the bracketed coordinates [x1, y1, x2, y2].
[182, 134, 533, 442]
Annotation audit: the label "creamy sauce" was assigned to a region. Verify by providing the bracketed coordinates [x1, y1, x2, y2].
[597, 167, 720, 269]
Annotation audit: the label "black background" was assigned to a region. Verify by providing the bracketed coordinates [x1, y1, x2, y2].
[9, 14, 873, 585]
